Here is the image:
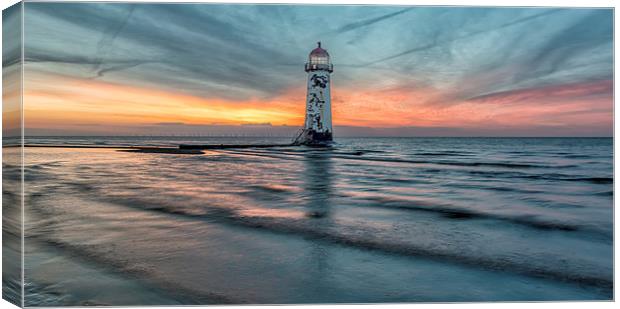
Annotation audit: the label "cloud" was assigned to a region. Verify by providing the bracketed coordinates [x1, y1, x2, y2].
[464, 79, 613, 104]
[510, 10, 613, 86]
[362, 8, 562, 66]
[154, 122, 185, 126]
[93, 5, 136, 73]
[20, 3, 613, 136]
[2, 3, 22, 67]
[331, 8, 412, 34]
[24, 3, 300, 100]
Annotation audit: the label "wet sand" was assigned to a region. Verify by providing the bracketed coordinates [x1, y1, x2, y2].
[24, 240, 184, 306]
[9, 137, 613, 305]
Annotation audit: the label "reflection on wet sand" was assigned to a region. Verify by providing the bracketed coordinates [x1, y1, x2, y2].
[302, 149, 334, 289]
[302, 149, 334, 219]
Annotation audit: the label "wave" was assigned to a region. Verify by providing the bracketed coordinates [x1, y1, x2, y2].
[569, 177, 613, 184]
[3, 277, 22, 307]
[57, 189, 611, 292]
[354, 195, 597, 234]
[594, 190, 613, 196]
[28, 238, 241, 305]
[445, 183, 543, 194]
[562, 154, 593, 159]
[219, 149, 575, 170]
[409, 150, 475, 157]
[249, 184, 297, 194]
[463, 170, 613, 184]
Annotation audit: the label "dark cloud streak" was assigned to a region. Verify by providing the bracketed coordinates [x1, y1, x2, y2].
[511, 11, 613, 85]
[331, 8, 412, 34]
[93, 5, 136, 73]
[364, 8, 562, 66]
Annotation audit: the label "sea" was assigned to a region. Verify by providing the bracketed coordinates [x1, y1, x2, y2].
[2, 137, 614, 305]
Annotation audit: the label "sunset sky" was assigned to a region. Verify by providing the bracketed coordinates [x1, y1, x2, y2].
[21, 3, 613, 136]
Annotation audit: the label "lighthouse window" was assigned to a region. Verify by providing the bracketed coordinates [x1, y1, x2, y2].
[310, 56, 329, 65]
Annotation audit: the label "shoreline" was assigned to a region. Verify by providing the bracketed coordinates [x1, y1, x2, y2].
[6, 144, 295, 154]
[24, 144, 205, 155]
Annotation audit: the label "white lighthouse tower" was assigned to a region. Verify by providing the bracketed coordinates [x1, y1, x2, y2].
[293, 42, 334, 146]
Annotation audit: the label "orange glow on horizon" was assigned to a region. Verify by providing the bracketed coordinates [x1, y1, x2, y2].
[23, 71, 612, 133]
[24, 72, 306, 128]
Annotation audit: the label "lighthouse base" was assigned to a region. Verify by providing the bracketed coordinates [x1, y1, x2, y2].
[292, 129, 333, 146]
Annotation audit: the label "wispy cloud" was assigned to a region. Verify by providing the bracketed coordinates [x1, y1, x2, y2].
[20, 3, 613, 136]
[363, 8, 562, 66]
[330, 8, 412, 34]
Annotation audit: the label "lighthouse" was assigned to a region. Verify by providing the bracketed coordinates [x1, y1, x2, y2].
[293, 42, 334, 146]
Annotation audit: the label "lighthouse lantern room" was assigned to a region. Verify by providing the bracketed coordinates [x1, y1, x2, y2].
[293, 42, 334, 146]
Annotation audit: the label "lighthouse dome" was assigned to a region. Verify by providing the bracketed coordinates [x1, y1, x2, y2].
[305, 42, 333, 72]
[309, 42, 330, 65]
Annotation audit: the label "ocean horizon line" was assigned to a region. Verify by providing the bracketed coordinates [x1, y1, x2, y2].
[16, 135, 614, 139]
